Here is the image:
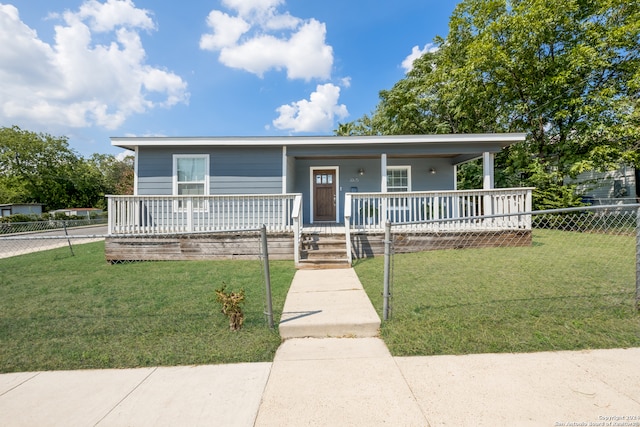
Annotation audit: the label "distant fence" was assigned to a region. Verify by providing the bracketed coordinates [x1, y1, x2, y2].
[379, 204, 640, 320]
[0, 218, 107, 235]
[0, 220, 108, 259]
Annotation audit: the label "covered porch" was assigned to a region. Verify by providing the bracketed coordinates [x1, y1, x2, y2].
[106, 187, 533, 265]
[283, 134, 526, 226]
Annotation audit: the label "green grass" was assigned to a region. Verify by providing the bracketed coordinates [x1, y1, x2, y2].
[0, 242, 296, 373]
[3, 229, 638, 372]
[355, 229, 640, 356]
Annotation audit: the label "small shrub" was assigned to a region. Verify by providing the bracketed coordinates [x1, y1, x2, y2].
[215, 284, 245, 331]
[0, 213, 42, 223]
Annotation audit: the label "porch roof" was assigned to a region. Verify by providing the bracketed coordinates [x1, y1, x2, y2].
[111, 133, 526, 151]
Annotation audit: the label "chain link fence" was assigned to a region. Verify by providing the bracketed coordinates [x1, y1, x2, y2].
[0, 218, 106, 233]
[0, 219, 108, 259]
[368, 204, 640, 354]
[380, 204, 639, 319]
[0, 223, 277, 328]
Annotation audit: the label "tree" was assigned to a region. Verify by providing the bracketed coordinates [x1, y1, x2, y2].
[87, 153, 135, 200]
[0, 126, 134, 210]
[0, 126, 77, 209]
[339, 0, 640, 208]
[447, 0, 639, 173]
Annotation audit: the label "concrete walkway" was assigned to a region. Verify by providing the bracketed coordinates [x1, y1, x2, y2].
[1, 268, 639, 426]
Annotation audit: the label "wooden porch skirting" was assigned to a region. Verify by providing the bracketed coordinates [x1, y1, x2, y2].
[351, 229, 533, 259]
[105, 232, 294, 262]
[105, 229, 532, 262]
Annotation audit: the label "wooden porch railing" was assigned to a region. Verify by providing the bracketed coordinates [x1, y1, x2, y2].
[291, 194, 302, 265]
[107, 194, 302, 235]
[345, 188, 534, 233]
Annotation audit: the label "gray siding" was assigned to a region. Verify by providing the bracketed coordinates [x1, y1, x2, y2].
[211, 176, 282, 194]
[568, 168, 637, 200]
[293, 157, 456, 224]
[137, 177, 172, 195]
[137, 146, 283, 195]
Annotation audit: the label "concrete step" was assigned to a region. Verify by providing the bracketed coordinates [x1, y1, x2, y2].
[300, 248, 347, 260]
[279, 269, 380, 338]
[297, 259, 351, 269]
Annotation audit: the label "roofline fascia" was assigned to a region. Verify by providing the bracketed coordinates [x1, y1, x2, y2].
[111, 133, 527, 150]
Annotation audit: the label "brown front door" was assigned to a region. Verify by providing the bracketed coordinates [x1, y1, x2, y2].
[313, 169, 336, 221]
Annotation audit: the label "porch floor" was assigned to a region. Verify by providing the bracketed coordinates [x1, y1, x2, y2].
[302, 223, 346, 234]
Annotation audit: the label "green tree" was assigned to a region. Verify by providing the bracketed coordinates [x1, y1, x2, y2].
[0, 126, 131, 210]
[340, 0, 640, 208]
[0, 126, 76, 209]
[88, 153, 134, 196]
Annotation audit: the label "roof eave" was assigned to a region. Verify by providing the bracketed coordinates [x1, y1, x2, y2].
[111, 133, 527, 151]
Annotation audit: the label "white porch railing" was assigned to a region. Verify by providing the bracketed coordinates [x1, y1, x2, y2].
[345, 188, 534, 232]
[107, 194, 302, 235]
[291, 195, 302, 265]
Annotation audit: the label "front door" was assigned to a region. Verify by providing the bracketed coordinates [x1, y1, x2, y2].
[313, 169, 336, 221]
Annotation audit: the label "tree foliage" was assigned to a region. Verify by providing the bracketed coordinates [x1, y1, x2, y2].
[0, 126, 133, 211]
[337, 0, 640, 208]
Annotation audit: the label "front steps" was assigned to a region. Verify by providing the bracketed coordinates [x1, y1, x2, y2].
[297, 233, 350, 269]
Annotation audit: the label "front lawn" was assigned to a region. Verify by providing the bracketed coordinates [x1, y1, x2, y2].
[2, 228, 638, 373]
[355, 229, 640, 356]
[0, 242, 296, 373]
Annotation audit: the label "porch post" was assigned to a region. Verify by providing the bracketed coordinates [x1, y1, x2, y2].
[107, 196, 113, 235]
[483, 152, 495, 220]
[483, 152, 495, 190]
[133, 146, 139, 196]
[381, 153, 388, 192]
[281, 146, 287, 194]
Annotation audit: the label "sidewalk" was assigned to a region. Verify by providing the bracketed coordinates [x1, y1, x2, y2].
[1, 268, 639, 426]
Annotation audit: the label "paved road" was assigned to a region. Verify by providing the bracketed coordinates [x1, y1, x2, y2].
[0, 225, 108, 259]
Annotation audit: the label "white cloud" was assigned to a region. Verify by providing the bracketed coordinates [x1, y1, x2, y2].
[401, 43, 438, 73]
[272, 83, 348, 132]
[200, 1, 332, 81]
[76, 0, 155, 32]
[0, 1, 188, 132]
[199, 10, 249, 51]
[222, 0, 283, 17]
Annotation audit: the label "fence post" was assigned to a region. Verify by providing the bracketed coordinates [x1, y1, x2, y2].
[261, 224, 274, 328]
[62, 220, 74, 257]
[383, 220, 391, 321]
[636, 207, 639, 312]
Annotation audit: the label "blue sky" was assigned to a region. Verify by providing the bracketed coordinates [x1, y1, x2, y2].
[0, 0, 458, 157]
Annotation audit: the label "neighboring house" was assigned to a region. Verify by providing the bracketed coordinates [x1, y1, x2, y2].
[50, 208, 104, 218]
[568, 166, 638, 204]
[106, 133, 532, 266]
[0, 204, 43, 218]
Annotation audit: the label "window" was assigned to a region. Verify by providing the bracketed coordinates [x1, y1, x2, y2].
[387, 167, 411, 192]
[173, 155, 209, 208]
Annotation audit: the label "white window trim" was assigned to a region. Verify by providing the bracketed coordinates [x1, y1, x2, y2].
[386, 165, 412, 192]
[172, 154, 210, 211]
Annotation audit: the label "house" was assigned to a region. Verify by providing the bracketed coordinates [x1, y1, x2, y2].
[106, 133, 532, 266]
[0, 203, 43, 218]
[567, 166, 638, 204]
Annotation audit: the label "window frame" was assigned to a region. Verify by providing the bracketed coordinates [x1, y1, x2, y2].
[386, 166, 412, 192]
[172, 154, 210, 210]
